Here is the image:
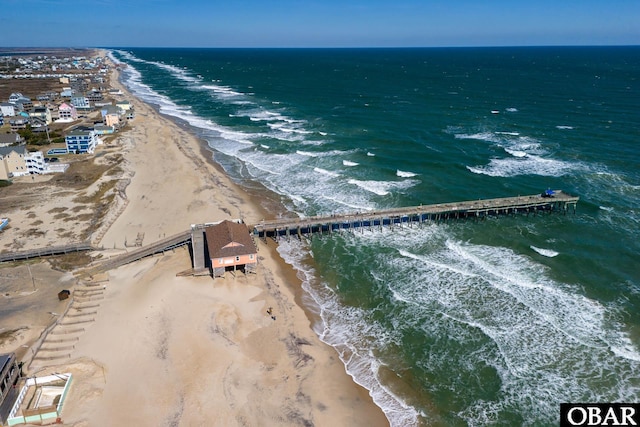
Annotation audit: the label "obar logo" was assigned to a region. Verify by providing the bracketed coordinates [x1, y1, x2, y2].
[561, 404, 639, 426]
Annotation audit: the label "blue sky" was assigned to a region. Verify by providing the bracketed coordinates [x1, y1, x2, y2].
[3, 0, 639, 48]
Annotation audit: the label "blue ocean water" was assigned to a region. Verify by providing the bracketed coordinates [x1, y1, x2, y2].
[109, 47, 640, 426]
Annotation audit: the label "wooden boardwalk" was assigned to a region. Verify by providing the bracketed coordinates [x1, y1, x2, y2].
[75, 231, 191, 278]
[252, 190, 579, 239]
[0, 242, 95, 263]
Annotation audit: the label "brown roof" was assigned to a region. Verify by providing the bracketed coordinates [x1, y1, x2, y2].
[204, 220, 256, 259]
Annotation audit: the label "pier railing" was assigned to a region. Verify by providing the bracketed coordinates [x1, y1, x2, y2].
[251, 191, 579, 239]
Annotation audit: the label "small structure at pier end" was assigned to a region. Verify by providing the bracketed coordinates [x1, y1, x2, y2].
[204, 220, 257, 278]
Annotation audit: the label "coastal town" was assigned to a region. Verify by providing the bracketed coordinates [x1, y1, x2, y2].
[0, 49, 389, 427]
[1, 50, 133, 182]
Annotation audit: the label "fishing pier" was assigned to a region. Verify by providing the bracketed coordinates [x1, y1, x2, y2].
[252, 190, 579, 239]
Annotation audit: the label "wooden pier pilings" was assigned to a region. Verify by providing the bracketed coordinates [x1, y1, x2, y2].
[251, 191, 579, 240]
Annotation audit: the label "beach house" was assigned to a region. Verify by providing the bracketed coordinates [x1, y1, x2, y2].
[0, 103, 16, 118]
[204, 220, 257, 277]
[115, 100, 132, 111]
[0, 134, 24, 148]
[0, 145, 28, 179]
[0, 353, 21, 424]
[24, 151, 46, 174]
[65, 127, 97, 154]
[70, 95, 91, 112]
[29, 106, 52, 125]
[58, 102, 78, 121]
[100, 105, 122, 128]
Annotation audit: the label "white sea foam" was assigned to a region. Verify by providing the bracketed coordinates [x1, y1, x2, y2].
[556, 125, 574, 130]
[314, 167, 340, 177]
[504, 148, 527, 158]
[467, 154, 583, 177]
[346, 178, 420, 197]
[276, 238, 422, 427]
[343, 160, 359, 167]
[370, 229, 640, 423]
[367, 152, 376, 157]
[530, 246, 559, 257]
[397, 169, 418, 178]
[455, 131, 498, 143]
[296, 150, 319, 157]
[348, 179, 390, 196]
[505, 107, 518, 112]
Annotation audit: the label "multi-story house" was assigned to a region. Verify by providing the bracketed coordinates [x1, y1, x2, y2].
[58, 102, 78, 121]
[25, 150, 46, 174]
[70, 95, 91, 112]
[0, 102, 16, 117]
[0, 353, 21, 414]
[60, 87, 74, 98]
[8, 93, 24, 104]
[65, 127, 97, 154]
[9, 118, 28, 131]
[14, 98, 33, 112]
[29, 106, 52, 125]
[0, 145, 28, 179]
[86, 90, 103, 102]
[115, 100, 132, 111]
[204, 220, 258, 278]
[93, 124, 115, 135]
[101, 105, 122, 128]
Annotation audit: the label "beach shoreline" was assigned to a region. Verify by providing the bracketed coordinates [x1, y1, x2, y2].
[0, 52, 388, 426]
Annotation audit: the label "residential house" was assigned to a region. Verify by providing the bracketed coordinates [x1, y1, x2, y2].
[70, 78, 89, 94]
[24, 150, 46, 174]
[86, 90, 103, 102]
[8, 93, 24, 104]
[0, 133, 25, 147]
[0, 145, 28, 179]
[58, 102, 78, 121]
[0, 103, 16, 118]
[29, 106, 52, 125]
[9, 118, 28, 132]
[70, 95, 91, 111]
[115, 100, 132, 111]
[101, 105, 122, 128]
[39, 91, 59, 102]
[60, 87, 74, 98]
[204, 220, 257, 277]
[0, 353, 21, 416]
[13, 98, 33, 113]
[93, 124, 115, 135]
[65, 127, 97, 153]
[9, 93, 33, 112]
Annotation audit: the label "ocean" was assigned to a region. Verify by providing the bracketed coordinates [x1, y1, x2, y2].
[108, 46, 640, 426]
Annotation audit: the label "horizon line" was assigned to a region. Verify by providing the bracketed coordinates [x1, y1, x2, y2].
[1, 43, 639, 51]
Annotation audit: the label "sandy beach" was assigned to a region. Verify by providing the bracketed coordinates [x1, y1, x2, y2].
[0, 57, 388, 426]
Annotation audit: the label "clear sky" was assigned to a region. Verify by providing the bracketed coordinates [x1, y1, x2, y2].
[3, 0, 639, 48]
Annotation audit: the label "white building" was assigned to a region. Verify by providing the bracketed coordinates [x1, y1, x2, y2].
[25, 150, 46, 174]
